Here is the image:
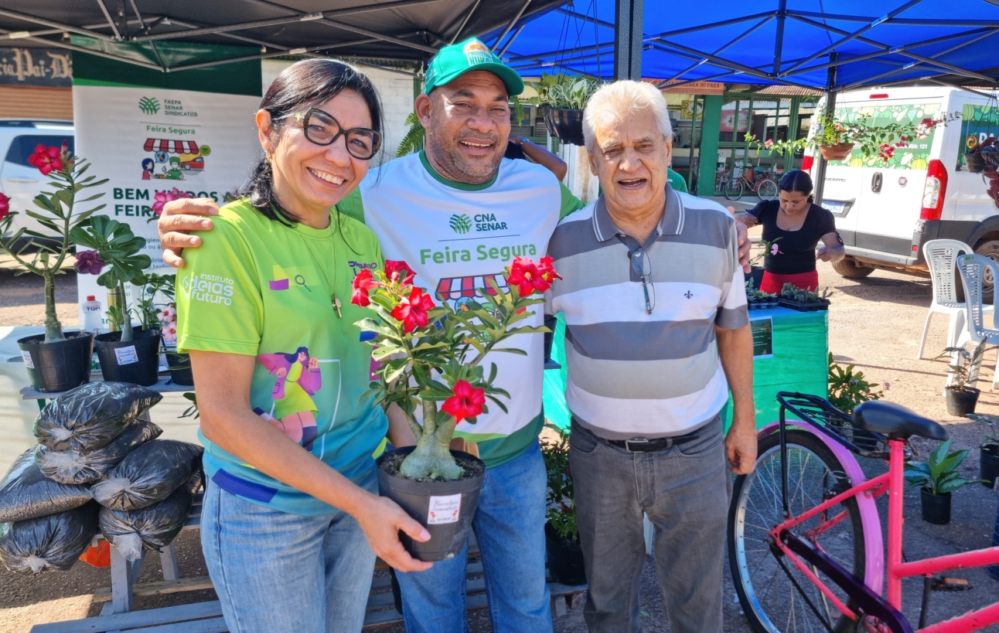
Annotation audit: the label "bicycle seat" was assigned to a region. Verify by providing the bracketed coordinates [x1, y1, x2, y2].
[853, 401, 948, 441]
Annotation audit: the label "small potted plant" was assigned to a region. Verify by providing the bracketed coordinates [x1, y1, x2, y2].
[905, 439, 980, 525]
[357, 257, 557, 561]
[540, 425, 585, 586]
[778, 283, 832, 312]
[134, 273, 190, 386]
[1, 144, 107, 392]
[808, 111, 960, 163]
[528, 73, 600, 146]
[828, 353, 883, 415]
[71, 216, 159, 386]
[935, 342, 987, 416]
[967, 413, 999, 489]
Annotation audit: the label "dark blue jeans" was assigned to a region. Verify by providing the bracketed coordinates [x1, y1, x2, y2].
[569, 418, 731, 633]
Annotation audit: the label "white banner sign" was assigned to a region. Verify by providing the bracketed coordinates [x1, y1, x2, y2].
[73, 84, 261, 327]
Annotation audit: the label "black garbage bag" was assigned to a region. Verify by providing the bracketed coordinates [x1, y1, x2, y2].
[34, 382, 162, 453]
[0, 502, 100, 574]
[99, 469, 203, 561]
[35, 420, 163, 485]
[91, 440, 203, 511]
[0, 450, 92, 523]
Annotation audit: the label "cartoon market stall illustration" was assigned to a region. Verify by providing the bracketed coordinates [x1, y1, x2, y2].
[142, 138, 210, 180]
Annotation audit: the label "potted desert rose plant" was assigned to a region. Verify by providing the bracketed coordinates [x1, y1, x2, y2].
[354, 257, 558, 561]
[71, 216, 159, 386]
[935, 342, 988, 416]
[540, 425, 585, 586]
[0, 143, 106, 392]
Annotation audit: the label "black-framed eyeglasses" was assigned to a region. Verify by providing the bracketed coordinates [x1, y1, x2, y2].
[630, 247, 655, 314]
[294, 107, 382, 160]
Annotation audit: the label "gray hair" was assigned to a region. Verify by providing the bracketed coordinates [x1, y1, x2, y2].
[582, 80, 673, 153]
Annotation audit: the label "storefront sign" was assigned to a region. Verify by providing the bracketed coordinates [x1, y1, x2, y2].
[660, 80, 725, 95]
[0, 48, 72, 87]
[751, 317, 774, 358]
[72, 45, 261, 327]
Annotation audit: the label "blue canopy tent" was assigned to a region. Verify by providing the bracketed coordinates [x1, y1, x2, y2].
[482, 0, 999, 92]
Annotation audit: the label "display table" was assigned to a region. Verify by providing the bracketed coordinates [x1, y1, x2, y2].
[542, 306, 829, 431]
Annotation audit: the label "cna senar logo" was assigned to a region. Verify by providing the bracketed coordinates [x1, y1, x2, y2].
[138, 96, 160, 115]
[182, 273, 235, 306]
[449, 213, 473, 234]
[449, 213, 507, 234]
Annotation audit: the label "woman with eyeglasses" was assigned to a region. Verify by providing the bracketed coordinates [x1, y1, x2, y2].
[174, 59, 432, 633]
[735, 169, 844, 294]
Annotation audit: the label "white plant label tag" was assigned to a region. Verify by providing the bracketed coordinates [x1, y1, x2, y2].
[427, 493, 462, 525]
[114, 346, 139, 366]
[21, 351, 34, 369]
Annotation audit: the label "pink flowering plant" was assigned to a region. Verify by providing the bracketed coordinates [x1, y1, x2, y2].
[0, 144, 107, 342]
[148, 188, 193, 223]
[353, 257, 559, 480]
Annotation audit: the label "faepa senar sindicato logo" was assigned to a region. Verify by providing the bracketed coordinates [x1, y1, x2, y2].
[138, 96, 160, 115]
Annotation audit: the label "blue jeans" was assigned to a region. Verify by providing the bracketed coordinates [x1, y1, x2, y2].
[201, 479, 376, 633]
[396, 440, 552, 633]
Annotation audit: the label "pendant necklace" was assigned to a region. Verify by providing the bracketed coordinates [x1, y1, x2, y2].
[304, 237, 342, 318]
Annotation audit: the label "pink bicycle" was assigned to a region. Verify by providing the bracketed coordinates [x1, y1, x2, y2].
[729, 392, 999, 633]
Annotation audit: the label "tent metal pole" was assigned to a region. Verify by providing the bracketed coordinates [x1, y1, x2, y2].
[0, 17, 145, 41]
[555, 7, 615, 29]
[781, 0, 924, 75]
[773, 0, 787, 75]
[614, 0, 643, 80]
[812, 53, 837, 209]
[163, 37, 386, 72]
[95, 0, 123, 40]
[3, 32, 164, 70]
[0, 7, 115, 41]
[491, 0, 531, 52]
[650, 41, 787, 83]
[508, 41, 614, 62]
[497, 25, 525, 57]
[651, 11, 777, 39]
[450, 0, 481, 44]
[927, 79, 999, 98]
[895, 51, 997, 83]
[665, 16, 773, 84]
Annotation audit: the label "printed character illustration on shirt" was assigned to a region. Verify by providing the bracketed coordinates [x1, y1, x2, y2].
[436, 272, 509, 316]
[255, 346, 322, 452]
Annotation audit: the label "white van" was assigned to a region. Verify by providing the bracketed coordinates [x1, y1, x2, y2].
[807, 87, 999, 297]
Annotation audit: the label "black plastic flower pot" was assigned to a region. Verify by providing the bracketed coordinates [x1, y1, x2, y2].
[542, 106, 585, 146]
[945, 386, 980, 417]
[165, 352, 194, 386]
[376, 447, 485, 562]
[920, 488, 951, 525]
[749, 266, 765, 289]
[94, 327, 161, 386]
[966, 151, 987, 173]
[16, 332, 93, 393]
[777, 298, 831, 312]
[981, 444, 999, 489]
[545, 522, 586, 586]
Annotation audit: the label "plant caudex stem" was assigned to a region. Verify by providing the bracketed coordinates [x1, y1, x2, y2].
[399, 399, 462, 481]
[117, 280, 134, 343]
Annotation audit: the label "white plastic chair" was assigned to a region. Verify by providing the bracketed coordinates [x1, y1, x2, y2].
[956, 254, 999, 391]
[917, 239, 993, 359]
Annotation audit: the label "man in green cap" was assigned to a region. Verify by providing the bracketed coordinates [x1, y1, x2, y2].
[156, 40, 750, 631]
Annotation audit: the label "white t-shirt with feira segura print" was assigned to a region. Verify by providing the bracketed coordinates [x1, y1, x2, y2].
[337, 150, 584, 468]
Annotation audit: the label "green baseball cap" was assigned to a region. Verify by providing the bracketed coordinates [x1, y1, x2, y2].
[424, 38, 524, 97]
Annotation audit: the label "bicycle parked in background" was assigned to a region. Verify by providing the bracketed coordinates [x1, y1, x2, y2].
[729, 392, 999, 633]
[720, 163, 779, 201]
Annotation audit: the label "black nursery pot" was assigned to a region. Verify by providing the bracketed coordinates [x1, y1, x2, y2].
[545, 522, 586, 586]
[945, 386, 980, 417]
[920, 488, 951, 525]
[165, 352, 194, 386]
[94, 327, 160, 386]
[376, 447, 485, 562]
[16, 332, 93, 393]
[542, 106, 586, 146]
[981, 444, 999, 489]
[749, 266, 765, 289]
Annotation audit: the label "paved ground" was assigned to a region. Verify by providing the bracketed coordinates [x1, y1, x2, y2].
[3, 240, 999, 632]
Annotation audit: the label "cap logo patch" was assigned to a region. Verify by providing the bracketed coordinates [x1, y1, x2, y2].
[463, 40, 492, 66]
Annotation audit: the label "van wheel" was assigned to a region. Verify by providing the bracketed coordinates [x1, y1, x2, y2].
[974, 240, 999, 302]
[831, 258, 874, 279]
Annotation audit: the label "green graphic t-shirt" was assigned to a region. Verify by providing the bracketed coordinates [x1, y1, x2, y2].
[177, 199, 387, 516]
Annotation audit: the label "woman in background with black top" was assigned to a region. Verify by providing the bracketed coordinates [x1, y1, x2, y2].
[735, 170, 844, 294]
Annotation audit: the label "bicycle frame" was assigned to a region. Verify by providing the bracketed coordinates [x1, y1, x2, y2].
[768, 435, 999, 632]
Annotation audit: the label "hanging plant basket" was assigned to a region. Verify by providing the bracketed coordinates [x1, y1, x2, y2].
[818, 142, 855, 161]
[542, 106, 586, 147]
[965, 151, 987, 173]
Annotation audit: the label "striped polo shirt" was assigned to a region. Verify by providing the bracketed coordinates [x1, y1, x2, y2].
[546, 186, 749, 440]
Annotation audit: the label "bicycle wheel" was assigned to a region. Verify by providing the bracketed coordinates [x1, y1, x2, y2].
[724, 178, 745, 201]
[729, 430, 867, 633]
[758, 179, 779, 201]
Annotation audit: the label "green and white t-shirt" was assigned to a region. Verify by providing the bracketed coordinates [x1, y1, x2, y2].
[177, 199, 387, 516]
[339, 151, 584, 468]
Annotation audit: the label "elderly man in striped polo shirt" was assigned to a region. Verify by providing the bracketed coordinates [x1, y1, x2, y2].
[546, 80, 757, 633]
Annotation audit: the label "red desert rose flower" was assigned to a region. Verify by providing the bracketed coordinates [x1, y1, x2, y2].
[391, 287, 435, 333]
[384, 260, 416, 286]
[508, 256, 551, 297]
[27, 145, 63, 176]
[351, 269, 376, 307]
[0, 192, 9, 221]
[441, 379, 486, 422]
[538, 256, 562, 284]
[73, 250, 105, 275]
